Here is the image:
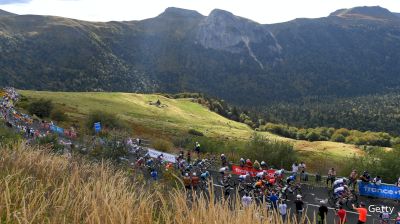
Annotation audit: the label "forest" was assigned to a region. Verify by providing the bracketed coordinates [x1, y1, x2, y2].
[165, 92, 400, 147]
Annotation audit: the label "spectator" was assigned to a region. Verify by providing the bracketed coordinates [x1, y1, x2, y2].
[372, 176, 382, 185]
[336, 205, 347, 224]
[318, 200, 328, 224]
[349, 169, 358, 189]
[194, 142, 200, 155]
[292, 162, 299, 178]
[299, 161, 306, 172]
[396, 177, 400, 187]
[294, 194, 304, 218]
[278, 200, 288, 223]
[360, 171, 371, 183]
[352, 202, 368, 224]
[327, 168, 336, 187]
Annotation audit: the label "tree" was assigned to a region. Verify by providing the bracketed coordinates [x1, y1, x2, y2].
[331, 133, 345, 142]
[28, 99, 53, 118]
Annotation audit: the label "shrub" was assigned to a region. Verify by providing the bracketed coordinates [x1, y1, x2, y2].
[28, 99, 53, 118]
[305, 131, 320, 141]
[331, 133, 345, 142]
[50, 109, 68, 122]
[188, 129, 204, 136]
[152, 139, 174, 152]
[242, 134, 297, 170]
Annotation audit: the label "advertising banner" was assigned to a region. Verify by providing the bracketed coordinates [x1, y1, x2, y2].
[231, 165, 275, 178]
[358, 181, 400, 200]
[147, 149, 176, 163]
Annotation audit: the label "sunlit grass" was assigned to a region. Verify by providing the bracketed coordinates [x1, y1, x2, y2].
[0, 144, 316, 224]
[19, 90, 363, 165]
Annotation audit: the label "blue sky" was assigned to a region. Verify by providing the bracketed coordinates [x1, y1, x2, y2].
[0, 0, 30, 4]
[1, 0, 399, 24]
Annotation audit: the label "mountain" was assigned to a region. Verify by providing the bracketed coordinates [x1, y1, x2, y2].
[0, 9, 16, 16]
[1, 6, 400, 105]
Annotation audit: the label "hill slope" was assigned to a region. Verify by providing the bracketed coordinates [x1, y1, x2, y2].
[1, 6, 400, 105]
[20, 90, 364, 165]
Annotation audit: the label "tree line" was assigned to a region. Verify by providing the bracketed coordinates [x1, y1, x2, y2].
[164, 92, 400, 148]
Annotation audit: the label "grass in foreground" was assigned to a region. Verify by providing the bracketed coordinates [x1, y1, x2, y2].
[0, 144, 316, 224]
[19, 90, 365, 169]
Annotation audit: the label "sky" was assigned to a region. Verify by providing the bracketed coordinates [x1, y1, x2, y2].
[0, 0, 399, 24]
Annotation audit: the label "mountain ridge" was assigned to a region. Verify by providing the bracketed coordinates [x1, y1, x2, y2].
[1, 6, 400, 106]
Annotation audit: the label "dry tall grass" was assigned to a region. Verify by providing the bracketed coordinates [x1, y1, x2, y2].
[0, 144, 314, 224]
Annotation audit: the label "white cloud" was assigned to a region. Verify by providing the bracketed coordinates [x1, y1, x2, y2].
[1, 0, 399, 23]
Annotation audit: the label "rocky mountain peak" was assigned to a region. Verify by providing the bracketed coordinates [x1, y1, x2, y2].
[159, 7, 203, 19]
[330, 6, 398, 20]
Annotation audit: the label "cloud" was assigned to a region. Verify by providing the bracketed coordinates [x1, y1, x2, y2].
[0, 0, 31, 5]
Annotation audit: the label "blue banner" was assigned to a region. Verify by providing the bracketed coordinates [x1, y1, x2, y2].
[94, 122, 101, 133]
[359, 182, 400, 200]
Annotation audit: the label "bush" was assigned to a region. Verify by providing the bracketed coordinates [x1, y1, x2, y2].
[86, 110, 125, 132]
[188, 129, 204, 136]
[28, 99, 53, 118]
[152, 139, 174, 152]
[306, 131, 320, 141]
[51, 109, 68, 122]
[331, 133, 345, 142]
[242, 134, 297, 170]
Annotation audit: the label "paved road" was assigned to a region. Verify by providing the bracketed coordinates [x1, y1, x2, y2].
[208, 172, 399, 224]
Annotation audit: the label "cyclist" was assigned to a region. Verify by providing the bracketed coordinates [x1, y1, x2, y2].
[238, 173, 251, 183]
[239, 158, 245, 167]
[275, 168, 285, 180]
[396, 212, 400, 224]
[220, 154, 227, 166]
[146, 158, 154, 167]
[286, 175, 296, 185]
[256, 170, 266, 180]
[150, 169, 158, 180]
[245, 159, 253, 168]
[260, 161, 268, 169]
[200, 171, 210, 181]
[254, 179, 263, 189]
[183, 173, 191, 188]
[333, 178, 347, 189]
[219, 166, 229, 176]
[136, 157, 144, 167]
[191, 173, 200, 189]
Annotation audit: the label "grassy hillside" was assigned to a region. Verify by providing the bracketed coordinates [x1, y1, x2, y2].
[1, 144, 295, 224]
[19, 90, 364, 167]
